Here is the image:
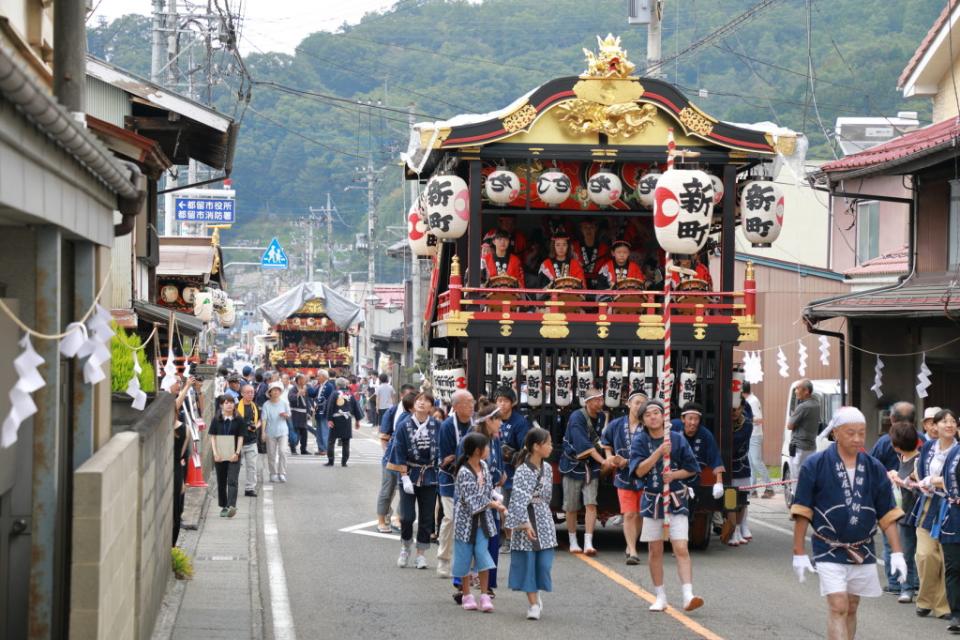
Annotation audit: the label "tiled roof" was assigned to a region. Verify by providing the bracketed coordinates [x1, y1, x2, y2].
[805, 273, 960, 320]
[819, 117, 960, 175]
[843, 246, 909, 277]
[898, 0, 959, 89]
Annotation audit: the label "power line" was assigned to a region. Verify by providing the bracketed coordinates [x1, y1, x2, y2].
[246, 104, 367, 159]
[805, 0, 838, 158]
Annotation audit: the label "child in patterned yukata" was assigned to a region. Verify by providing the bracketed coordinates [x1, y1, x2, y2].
[506, 427, 557, 620]
[791, 406, 907, 640]
[452, 432, 506, 613]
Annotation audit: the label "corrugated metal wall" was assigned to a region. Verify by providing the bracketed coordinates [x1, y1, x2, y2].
[84, 76, 130, 127]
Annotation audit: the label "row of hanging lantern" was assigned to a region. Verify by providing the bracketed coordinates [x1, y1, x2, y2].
[433, 359, 467, 402]
[408, 163, 785, 257]
[192, 287, 236, 328]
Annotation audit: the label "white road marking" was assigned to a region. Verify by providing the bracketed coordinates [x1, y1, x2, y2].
[262, 485, 297, 640]
[339, 519, 401, 540]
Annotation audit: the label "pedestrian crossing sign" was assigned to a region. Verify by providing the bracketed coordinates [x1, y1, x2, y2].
[261, 237, 288, 270]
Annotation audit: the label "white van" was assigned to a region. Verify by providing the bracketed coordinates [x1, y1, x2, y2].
[780, 379, 844, 506]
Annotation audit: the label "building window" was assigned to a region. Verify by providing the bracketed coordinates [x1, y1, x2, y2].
[857, 201, 880, 264]
[950, 179, 960, 270]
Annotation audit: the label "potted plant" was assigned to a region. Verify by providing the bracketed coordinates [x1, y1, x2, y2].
[110, 322, 157, 430]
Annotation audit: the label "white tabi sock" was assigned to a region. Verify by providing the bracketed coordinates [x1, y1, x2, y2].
[682, 584, 694, 600]
[655, 585, 666, 598]
[584, 533, 594, 548]
[568, 531, 579, 547]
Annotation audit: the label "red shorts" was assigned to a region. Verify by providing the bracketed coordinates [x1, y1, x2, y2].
[617, 488, 641, 514]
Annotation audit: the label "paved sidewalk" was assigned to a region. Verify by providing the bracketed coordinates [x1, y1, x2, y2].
[152, 477, 263, 640]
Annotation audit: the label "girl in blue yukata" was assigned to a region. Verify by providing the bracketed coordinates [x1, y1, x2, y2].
[452, 432, 507, 613]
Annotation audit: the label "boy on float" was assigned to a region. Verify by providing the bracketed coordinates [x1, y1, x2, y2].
[629, 399, 703, 612]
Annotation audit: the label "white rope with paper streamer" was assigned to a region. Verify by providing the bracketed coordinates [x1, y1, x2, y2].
[818, 335, 830, 366]
[0, 336, 45, 448]
[777, 347, 789, 378]
[871, 356, 884, 399]
[916, 355, 932, 399]
[797, 341, 808, 377]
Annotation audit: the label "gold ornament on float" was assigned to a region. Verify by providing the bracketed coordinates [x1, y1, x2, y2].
[555, 101, 657, 138]
[582, 34, 636, 79]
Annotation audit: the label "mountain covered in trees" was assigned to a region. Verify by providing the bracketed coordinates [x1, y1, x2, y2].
[88, 0, 941, 281]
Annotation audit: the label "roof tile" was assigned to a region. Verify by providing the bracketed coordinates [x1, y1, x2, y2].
[820, 117, 960, 173]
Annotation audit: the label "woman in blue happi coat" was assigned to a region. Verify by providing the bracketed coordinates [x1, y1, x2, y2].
[929, 409, 960, 631]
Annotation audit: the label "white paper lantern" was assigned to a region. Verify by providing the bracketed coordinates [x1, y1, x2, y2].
[432, 366, 447, 402]
[485, 168, 520, 205]
[740, 179, 784, 247]
[679, 368, 697, 408]
[653, 169, 714, 255]
[577, 367, 594, 403]
[219, 299, 236, 328]
[554, 365, 574, 407]
[424, 174, 470, 240]
[536, 170, 572, 206]
[628, 366, 646, 398]
[182, 286, 199, 304]
[605, 366, 624, 408]
[709, 174, 724, 206]
[209, 288, 227, 309]
[637, 170, 662, 208]
[193, 291, 213, 323]
[160, 285, 179, 304]
[525, 366, 543, 407]
[451, 365, 467, 393]
[499, 362, 517, 392]
[407, 201, 439, 257]
[587, 170, 623, 207]
[731, 363, 745, 409]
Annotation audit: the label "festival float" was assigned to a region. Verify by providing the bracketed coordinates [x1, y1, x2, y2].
[402, 35, 801, 548]
[257, 283, 365, 378]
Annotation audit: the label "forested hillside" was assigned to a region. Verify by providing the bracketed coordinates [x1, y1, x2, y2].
[88, 0, 942, 281]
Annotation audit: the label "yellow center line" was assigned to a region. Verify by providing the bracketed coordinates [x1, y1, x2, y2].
[575, 554, 725, 640]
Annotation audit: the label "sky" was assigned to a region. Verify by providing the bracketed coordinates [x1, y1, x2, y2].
[89, 0, 403, 55]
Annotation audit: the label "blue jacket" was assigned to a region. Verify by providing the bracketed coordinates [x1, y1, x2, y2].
[870, 434, 899, 472]
[628, 429, 698, 518]
[438, 415, 473, 498]
[560, 408, 606, 480]
[601, 416, 643, 491]
[387, 413, 441, 486]
[500, 410, 531, 488]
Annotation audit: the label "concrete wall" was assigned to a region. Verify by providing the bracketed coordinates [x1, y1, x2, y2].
[70, 432, 140, 640]
[70, 394, 176, 640]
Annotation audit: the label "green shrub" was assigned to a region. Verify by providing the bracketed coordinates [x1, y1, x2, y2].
[171, 547, 194, 580]
[110, 322, 156, 394]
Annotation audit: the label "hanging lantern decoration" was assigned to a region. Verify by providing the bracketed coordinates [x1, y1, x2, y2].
[628, 364, 646, 399]
[679, 368, 697, 408]
[536, 170, 572, 206]
[653, 169, 714, 255]
[424, 174, 470, 240]
[160, 285, 179, 304]
[577, 366, 594, 404]
[499, 361, 517, 392]
[709, 174, 724, 206]
[407, 200, 439, 257]
[656, 369, 670, 404]
[605, 365, 624, 408]
[731, 363, 745, 409]
[525, 365, 543, 407]
[554, 364, 573, 407]
[740, 179, 784, 247]
[485, 168, 520, 205]
[587, 169, 623, 207]
[182, 286, 199, 305]
[219, 299, 236, 328]
[193, 290, 213, 323]
[636, 170, 661, 208]
[209, 288, 228, 310]
[450, 362, 467, 393]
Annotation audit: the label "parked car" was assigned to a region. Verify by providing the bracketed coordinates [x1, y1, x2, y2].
[780, 379, 843, 506]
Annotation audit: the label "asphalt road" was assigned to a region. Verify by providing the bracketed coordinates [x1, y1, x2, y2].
[259, 430, 925, 640]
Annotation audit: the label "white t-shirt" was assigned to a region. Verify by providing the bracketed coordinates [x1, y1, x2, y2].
[745, 394, 763, 436]
[375, 382, 394, 410]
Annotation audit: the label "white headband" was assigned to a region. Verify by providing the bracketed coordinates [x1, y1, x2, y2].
[472, 407, 500, 426]
[832, 406, 867, 428]
[627, 391, 648, 402]
[681, 408, 702, 417]
[584, 390, 604, 403]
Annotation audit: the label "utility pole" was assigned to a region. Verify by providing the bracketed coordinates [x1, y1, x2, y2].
[308, 192, 335, 281]
[646, 1, 664, 79]
[365, 150, 377, 374]
[151, 0, 167, 84]
[407, 103, 422, 367]
[53, 0, 86, 114]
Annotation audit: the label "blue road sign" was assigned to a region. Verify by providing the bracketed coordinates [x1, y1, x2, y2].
[261, 238, 288, 270]
[175, 197, 236, 222]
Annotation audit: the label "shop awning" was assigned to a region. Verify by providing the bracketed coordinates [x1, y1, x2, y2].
[132, 300, 204, 334]
[804, 273, 960, 321]
[157, 237, 218, 278]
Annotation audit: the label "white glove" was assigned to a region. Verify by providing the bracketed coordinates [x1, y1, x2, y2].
[793, 554, 817, 583]
[491, 490, 503, 503]
[890, 552, 908, 584]
[919, 477, 934, 491]
[401, 475, 415, 495]
[712, 482, 724, 500]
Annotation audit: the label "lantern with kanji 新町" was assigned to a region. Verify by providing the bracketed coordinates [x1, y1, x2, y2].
[628, 364, 646, 399]
[740, 179, 784, 247]
[219, 299, 236, 328]
[587, 169, 623, 207]
[653, 169, 714, 255]
[407, 201, 439, 257]
[499, 361, 517, 393]
[424, 174, 469, 240]
[554, 364, 573, 407]
[182, 286, 199, 304]
[636, 170, 661, 208]
[536, 170, 572, 206]
[193, 290, 213, 323]
[577, 366, 594, 404]
[485, 168, 520, 205]
[605, 365, 624, 408]
[679, 368, 697, 408]
[160, 285, 179, 304]
[525, 365, 543, 407]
